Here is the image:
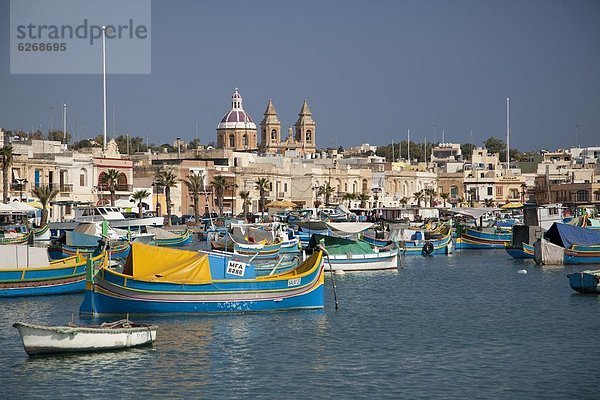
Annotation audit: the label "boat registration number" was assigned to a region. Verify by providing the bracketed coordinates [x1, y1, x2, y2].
[287, 278, 301, 287]
[226, 260, 247, 277]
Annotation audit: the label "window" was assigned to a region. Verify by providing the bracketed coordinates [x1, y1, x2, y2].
[243, 134, 248, 147]
[284, 183, 288, 192]
[496, 187, 503, 196]
[80, 169, 87, 187]
[306, 130, 312, 142]
[271, 129, 277, 141]
[229, 135, 235, 147]
[487, 187, 493, 196]
[450, 186, 458, 198]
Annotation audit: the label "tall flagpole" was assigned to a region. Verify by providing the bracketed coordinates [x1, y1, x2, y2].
[63, 103, 67, 145]
[102, 25, 107, 152]
[506, 97, 510, 170]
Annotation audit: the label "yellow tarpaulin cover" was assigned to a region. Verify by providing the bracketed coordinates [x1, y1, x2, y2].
[501, 202, 524, 209]
[123, 242, 212, 284]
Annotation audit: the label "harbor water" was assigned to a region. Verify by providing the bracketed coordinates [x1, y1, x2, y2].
[1, 243, 599, 399]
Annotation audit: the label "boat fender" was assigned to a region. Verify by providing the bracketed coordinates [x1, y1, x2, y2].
[422, 242, 434, 256]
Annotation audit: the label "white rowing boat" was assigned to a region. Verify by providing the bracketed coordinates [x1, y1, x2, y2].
[13, 319, 157, 356]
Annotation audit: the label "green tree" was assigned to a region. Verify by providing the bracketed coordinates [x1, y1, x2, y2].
[484, 137, 506, 161]
[183, 172, 204, 223]
[356, 193, 370, 208]
[32, 185, 59, 226]
[211, 175, 227, 216]
[156, 168, 178, 225]
[424, 188, 437, 207]
[255, 178, 270, 215]
[131, 189, 150, 219]
[100, 168, 123, 206]
[239, 190, 251, 218]
[47, 130, 71, 143]
[439, 192, 449, 207]
[317, 183, 335, 206]
[188, 138, 201, 149]
[399, 196, 408, 207]
[341, 192, 356, 208]
[413, 190, 425, 207]
[484, 198, 495, 207]
[1, 146, 14, 204]
[460, 143, 476, 161]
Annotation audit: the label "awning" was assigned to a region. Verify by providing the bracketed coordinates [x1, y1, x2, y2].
[265, 200, 297, 208]
[501, 202, 524, 209]
[9, 202, 37, 212]
[325, 222, 374, 234]
[446, 207, 500, 220]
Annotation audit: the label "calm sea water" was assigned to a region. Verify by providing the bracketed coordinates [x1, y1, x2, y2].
[1, 242, 599, 399]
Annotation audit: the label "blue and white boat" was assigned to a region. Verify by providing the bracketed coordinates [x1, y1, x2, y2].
[0, 245, 104, 297]
[567, 270, 600, 293]
[80, 242, 325, 315]
[534, 223, 600, 265]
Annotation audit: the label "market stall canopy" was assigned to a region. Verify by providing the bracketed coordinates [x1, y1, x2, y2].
[446, 207, 500, 220]
[10, 202, 37, 212]
[500, 202, 524, 209]
[0, 202, 16, 213]
[265, 200, 297, 208]
[325, 222, 374, 234]
[27, 201, 44, 209]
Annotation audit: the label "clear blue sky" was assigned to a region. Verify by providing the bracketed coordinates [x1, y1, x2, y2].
[1, 0, 599, 151]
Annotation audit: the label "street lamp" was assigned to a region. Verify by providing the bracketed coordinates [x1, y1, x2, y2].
[15, 178, 27, 201]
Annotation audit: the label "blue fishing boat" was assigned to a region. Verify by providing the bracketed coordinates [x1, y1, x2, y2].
[146, 227, 192, 247]
[505, 242, 534, 259]
[567, 270, 600, 293]
[534, 223, 600, 265]
[0, 246, 104, 297]
[80, 242, 325, 315]
[454, 226, 512, 249]
[364, 225, 452, 255]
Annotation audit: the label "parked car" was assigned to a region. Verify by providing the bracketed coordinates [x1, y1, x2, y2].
[167, 215, 181, 225]
[181, 214, 196, 224]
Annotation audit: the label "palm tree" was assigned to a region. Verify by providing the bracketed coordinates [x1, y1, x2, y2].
[255, 177, 270, 215]
[183, 173, 204, 224]
[211, 175, 227, 216]
[439, 192, 449, 208]
[341, 192, 356, 208]
[239, 190, 251, 219]
[318, 183, 335, 206]
[156, 168, 178, 225]
[413, 190, 425, 207]
[100, 168, 122, 206]
[468, 188, 477, 207]
[1, 146, 14, 204]
[424, 188, 437, 207]
[484, 198, 495, 207]
[131, 190, 150, 219]
[32, 185, 58, 226]
[356, 193, 370, 208]
[399, 197, 408, 207]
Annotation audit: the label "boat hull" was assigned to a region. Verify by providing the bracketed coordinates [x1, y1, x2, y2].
[13, 322, 157, 355]
[325, 250, 398, 271]
[567, 271, 600, 293]
[80, 251, 325, 315]
[505, 243, 534, 259]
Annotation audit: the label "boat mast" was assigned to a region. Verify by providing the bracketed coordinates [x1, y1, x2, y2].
[102, 26, 107, 152]
[506, 97, 510, 171]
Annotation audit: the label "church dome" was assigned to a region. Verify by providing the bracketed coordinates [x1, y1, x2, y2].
[217, 88, 257, 130]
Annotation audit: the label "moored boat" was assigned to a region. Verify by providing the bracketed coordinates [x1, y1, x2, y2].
[0, 246, 105, 297]
[308, 234, 398, 272]
[80, 242, 325, 315]
[567, 270, 600, 293]
[534, 223, 600, 265]
[13, 319, 157, 355]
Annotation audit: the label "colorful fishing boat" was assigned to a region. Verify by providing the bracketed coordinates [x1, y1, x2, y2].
[0, 246, 105, 297]
[13, 319, 157, 355]
[534, 223, 600, 265]
[567, 270, 600, 293]
[454, 225, 512, 249]
[146, 226, 192, 246]
[33, 224, 51, 241]
[364, 225, 452, 255]
[80, 242, 325, 315]
[504, 242, 534, 259]
[307, 234, 398, 272]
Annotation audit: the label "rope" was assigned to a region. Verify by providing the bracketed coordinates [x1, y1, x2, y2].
[318, 244, 338, 310]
